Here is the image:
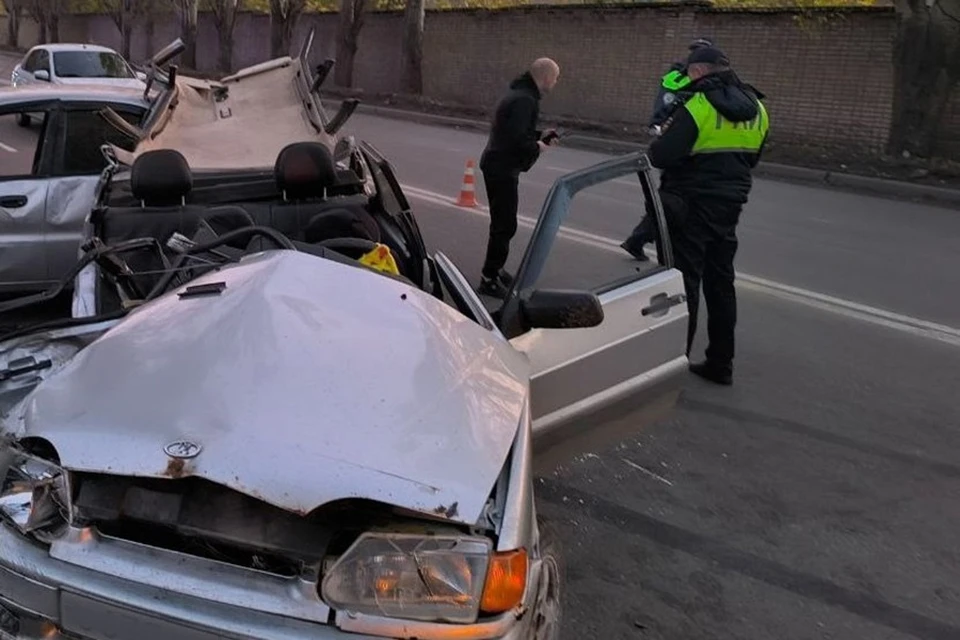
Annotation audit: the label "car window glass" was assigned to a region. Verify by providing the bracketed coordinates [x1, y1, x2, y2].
[60, 108, 142, 175]
[0, 109, 51, 179]
[53, 51, 134, 79]
[519, 173, 667, 294]
[36, 50, 50, 73]
[22, 52, 37, 72]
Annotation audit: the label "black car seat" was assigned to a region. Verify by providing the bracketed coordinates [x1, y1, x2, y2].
[97, 149, 255, 296]
[100, 149, 255, 242]
[271, 141, 379, 243]
[100, 149, 204, 244]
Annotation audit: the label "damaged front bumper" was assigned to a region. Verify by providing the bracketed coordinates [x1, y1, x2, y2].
[0, 524, 532, 640]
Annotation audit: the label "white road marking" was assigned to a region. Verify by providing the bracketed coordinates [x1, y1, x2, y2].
[402, 183, 960, 349]
[0, 142, 17, 153]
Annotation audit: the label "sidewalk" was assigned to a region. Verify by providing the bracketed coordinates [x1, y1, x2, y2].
[323, 98, 960, 207]
[0, 50, 17, 85]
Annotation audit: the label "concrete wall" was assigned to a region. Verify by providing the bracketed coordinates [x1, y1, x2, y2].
[3, 5, 958, 159]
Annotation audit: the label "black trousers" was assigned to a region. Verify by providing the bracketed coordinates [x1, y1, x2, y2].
[666, 195, 742, 373]
[481, 169, 520, 279]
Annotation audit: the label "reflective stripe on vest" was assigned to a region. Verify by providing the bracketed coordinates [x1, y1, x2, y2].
[684, 92, 769, 155]
[661, 69, 692, 92]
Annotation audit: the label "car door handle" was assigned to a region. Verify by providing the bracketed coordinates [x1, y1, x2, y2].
[641, 292, 686, 316]
[0, 196, 28, 209]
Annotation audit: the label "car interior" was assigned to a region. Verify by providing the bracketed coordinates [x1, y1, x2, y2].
[89, 142, 435, 315]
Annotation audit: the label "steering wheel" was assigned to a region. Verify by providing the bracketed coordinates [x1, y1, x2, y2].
[317, 237, 379, 259]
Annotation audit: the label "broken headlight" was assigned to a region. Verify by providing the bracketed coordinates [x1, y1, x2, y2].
[321, 533, 492, 624]
[0, 449, 69, 540]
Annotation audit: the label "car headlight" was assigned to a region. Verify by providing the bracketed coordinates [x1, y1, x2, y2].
[321, 533, 495, 623]
[0, 449, 69, 539]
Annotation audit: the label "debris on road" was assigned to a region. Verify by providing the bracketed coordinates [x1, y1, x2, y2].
[622, 458, 674, 487]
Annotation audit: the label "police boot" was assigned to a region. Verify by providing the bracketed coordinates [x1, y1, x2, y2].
[478, 276, 509, 299]
[689, 361, 733, 386]
[620, 240, 650, 262]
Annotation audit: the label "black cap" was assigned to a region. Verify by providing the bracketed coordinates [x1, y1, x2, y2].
[689, 37, 713, 50]
[687, 46, 730, 66]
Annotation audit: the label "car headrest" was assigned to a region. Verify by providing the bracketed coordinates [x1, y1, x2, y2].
[275, 142, 338, 200]
[131, 149, 193, 206]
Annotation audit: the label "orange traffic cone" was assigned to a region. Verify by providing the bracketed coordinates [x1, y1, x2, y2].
[455, 159, 479, 208]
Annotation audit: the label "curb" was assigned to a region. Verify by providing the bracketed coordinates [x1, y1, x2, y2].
[332, 100, 960, 207]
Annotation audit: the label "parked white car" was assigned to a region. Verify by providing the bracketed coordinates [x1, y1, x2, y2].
[10, 44, 146, 123]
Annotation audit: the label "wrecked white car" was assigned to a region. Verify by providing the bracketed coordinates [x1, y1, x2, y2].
[0, 31, 688, 640]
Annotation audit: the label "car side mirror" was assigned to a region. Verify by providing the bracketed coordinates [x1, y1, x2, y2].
[519, 289, 604, 330]
[34, 70, 49, 81]
[135, 71, 147, 82]
[325, 98, 359, 135]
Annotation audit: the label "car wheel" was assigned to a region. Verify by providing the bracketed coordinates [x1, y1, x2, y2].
[532, 517, 565, 640]
[16, 113, 30, 128]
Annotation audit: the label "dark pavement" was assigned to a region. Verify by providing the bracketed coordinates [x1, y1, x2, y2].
[1, 95, 959, 639]
[338, 112, 960, 640]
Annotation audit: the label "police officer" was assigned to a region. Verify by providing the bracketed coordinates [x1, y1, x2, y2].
[647, 46, 769, 385]
[621, 37, 714, 261]
[478, 58, 561, 298]
[650, 37, 714, 135]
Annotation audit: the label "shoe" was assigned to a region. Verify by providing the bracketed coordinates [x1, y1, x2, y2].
[478, 276, 509, 298]
[689, 361, 733, 386]
[620, 241, 650, 262]
[497, 269, 515, 287]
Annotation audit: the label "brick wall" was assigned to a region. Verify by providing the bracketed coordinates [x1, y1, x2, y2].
[419, 7, 905, 155]
[3, 5, 958, 159]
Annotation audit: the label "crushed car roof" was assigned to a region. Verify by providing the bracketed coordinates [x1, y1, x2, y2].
[110, 57, 338, 171]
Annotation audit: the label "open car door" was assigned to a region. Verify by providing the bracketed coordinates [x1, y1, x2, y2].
[496, 152, 689, 473]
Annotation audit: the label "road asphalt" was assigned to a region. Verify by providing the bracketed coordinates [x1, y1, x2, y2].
[1, 64, 959, 640]
[336, 112, 960, 640]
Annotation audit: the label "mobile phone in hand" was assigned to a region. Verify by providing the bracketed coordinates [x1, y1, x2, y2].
[542, 129, 562, 145]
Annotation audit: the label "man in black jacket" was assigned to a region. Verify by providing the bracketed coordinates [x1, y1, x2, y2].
[478, 58, 560, 298]
[648, 46, 769, 386]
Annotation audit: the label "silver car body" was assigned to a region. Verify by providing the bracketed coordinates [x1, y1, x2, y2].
[0, 85, 150, 294]
[29, 250, 530, 524]
[0, 29, 689, 640]
[0, 34, 344, 295]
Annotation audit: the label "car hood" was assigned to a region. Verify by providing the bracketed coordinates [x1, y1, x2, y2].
[16, 251, 529, 525]
[56, 77, 145, 90]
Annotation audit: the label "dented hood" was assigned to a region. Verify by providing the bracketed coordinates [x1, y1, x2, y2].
[18, 251, 529, 525]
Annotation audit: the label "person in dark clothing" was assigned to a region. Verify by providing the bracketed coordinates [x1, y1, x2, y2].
[647, 46, 769, 385]
[621, 37, 714, 261]
[649, 37, 714, 134]
[478, 58, 560, 298]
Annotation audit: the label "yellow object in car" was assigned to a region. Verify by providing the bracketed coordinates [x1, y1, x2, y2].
[359, 243, 401, 276]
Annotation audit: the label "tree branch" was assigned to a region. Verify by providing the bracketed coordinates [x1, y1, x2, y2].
[934, 0, 960, 23]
